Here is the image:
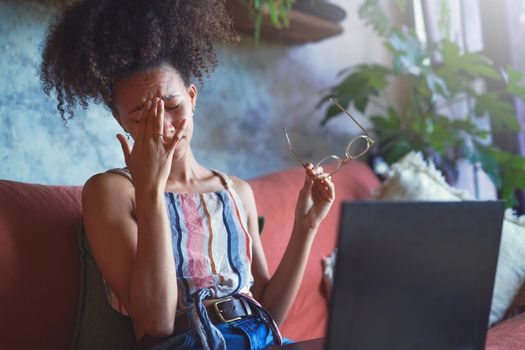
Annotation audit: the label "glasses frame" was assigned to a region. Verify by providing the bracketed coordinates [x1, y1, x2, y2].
[283, 98, 374, 179]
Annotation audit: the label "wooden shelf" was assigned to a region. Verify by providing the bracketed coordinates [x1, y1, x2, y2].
[225, 0, 344, 45]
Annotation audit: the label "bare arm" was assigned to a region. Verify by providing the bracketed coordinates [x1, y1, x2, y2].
[258, 227, 315, 325]
[234, 166, 335, 325]
[83, 98, 188, 337]
[130, 186, 178, 335]
[82, 173, 177, 337]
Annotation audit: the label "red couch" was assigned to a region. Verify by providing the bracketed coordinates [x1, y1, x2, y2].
[0, 161, 523, 349]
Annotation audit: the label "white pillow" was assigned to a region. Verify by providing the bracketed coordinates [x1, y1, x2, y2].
[373, 151, 473, 201]
[322, 248, 337, 298]
[373, 151, 525, 326]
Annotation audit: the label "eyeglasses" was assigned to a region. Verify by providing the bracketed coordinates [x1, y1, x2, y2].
[283, 98, 374, 179]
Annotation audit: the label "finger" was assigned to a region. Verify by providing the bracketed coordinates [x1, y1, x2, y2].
[145, 97, 158, 138]
[168, 118, 188, 151]
[312, 183, 328, 202]
[138, 100, 152, 141]
[303, 165, 314, 191]
[324, 177, 334, 185]
[155, 99, 164, 137]
[312, 166, 326, 181]
[304, 163, 316, 177]
[116, 134, 131, 167]
[321, 178, 336, 201]
[314, 182, 334, 202]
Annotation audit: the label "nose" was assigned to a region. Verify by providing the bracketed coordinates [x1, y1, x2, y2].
[162, 114, 176, 135]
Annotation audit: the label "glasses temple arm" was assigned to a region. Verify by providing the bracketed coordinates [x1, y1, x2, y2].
[329, 98, 371, 137]
[283, 128, 307, 167]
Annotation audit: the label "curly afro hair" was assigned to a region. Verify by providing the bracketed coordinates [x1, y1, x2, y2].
[40, 0, 237, 122]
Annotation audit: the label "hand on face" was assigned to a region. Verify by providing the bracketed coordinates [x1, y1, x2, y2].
[294, 163, 336, 233]
[116, 97, 187, 194]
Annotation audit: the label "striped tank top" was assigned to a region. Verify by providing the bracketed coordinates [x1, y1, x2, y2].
[102, 168, 254, 315]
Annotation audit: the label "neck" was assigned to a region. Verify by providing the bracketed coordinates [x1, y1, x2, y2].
[167, 148, 206, 186]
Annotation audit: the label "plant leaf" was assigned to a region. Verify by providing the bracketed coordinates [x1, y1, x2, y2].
[267, 0, 280, 27]
[441, 40, 500, 79]
[384, 140, 413, 164]
[475, 92, 521, 131]
[358, 0, 392, 37]
[504, 65, 525, 102]
[387, 28, 428, 76]
[321, 105, 344, 126]
[319, 64, 391, 125]
[474, 143, 502, 189]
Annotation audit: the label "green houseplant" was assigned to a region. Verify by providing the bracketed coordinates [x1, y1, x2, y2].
[319, 0, 525, 207]
[243, 0, 295, 42]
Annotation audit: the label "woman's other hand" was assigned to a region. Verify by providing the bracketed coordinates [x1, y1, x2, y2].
[116, 98, 187, 194]
[294, 163, 336, 233]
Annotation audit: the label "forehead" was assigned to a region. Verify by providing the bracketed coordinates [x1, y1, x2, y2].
[113, 64, 185, 105]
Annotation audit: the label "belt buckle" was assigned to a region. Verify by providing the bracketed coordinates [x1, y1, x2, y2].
[213, 297, 242, 323]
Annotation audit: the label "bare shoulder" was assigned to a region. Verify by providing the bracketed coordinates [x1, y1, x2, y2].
[82, 171, 136, 230]
[229, 175, 258, 225]
[83, 171, 133, 193]
[230, 176, 255, 202]
[83, 172, 134, 206]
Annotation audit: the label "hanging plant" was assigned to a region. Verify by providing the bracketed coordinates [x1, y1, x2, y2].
[243, 0, 295, 42]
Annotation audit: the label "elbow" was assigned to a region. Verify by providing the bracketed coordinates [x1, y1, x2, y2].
[273, 314, 285, 327]
[129, 302, 177, 338]
[141, 317, 175, 338]
[266, 306, 287, 327]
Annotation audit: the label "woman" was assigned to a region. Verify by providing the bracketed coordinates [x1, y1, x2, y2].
[41, 1, 335, 349]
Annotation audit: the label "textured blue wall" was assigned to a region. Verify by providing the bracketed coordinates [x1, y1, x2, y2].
[0, 0, 391, 185]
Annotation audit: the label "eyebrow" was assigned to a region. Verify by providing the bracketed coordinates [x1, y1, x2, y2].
[127, 94, 181, 114]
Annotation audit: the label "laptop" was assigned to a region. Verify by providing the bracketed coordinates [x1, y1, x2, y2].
[325, 201, 505, 350]
[326, 201, 504, 350]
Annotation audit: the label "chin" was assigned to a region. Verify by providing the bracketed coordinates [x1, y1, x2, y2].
[171, 139, 188, 160]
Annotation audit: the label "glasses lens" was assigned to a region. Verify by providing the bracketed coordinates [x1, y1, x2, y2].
[346, 136, 372, 158]
[315, 155, 342, 176]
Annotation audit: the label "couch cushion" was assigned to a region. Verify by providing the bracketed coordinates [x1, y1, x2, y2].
[0, 180, 82, 350]
[485, 312, 525, 349]
[249, 161, 380, 341]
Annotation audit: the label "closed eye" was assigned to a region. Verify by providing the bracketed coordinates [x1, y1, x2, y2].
[165, 104, 180, 111]
[127, 110, 142, 123]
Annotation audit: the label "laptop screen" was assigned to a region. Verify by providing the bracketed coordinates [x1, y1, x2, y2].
[327, 201, 504, 350]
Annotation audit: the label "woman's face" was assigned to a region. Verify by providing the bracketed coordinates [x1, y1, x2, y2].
[112, 64, 197, 159]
